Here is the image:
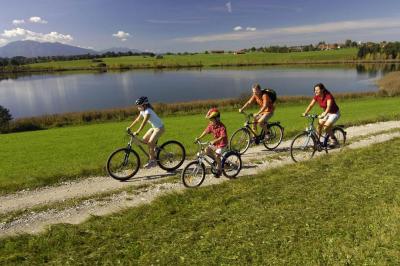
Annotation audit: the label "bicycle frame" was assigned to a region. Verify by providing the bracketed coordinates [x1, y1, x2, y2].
[194, 140, 218, 168]
[126, 131, 154, 159]
[239, 112, 266, 137]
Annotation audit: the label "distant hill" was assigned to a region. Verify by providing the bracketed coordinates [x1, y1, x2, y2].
[0, 40, 98, 58]
[100, 47, 142, 54]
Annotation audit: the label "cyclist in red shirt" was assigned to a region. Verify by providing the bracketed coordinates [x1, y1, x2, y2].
[303, 83, 340, 146]
[239, 83, 274, 134]
[196, 108, 228, 177]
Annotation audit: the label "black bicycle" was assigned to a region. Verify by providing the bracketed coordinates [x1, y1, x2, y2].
[229, 111, 284, 155]
[107, 129, 186, 181]
[290, 114, 346, 162]
[181, 140, 242, 188]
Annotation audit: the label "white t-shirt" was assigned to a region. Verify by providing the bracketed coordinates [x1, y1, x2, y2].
[140, 108, 164, 129]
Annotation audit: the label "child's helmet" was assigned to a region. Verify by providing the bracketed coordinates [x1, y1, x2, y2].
[135, 96, 149, 105]
[206, 108, 220, 119]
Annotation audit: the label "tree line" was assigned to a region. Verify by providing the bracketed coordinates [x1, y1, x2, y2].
[0, 51, 156, 67]
[357, 42, 400, 59]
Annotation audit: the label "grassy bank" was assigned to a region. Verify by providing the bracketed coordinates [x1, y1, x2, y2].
[377, 71, 400, 96]
[1, 138, 400, 264]
[6, 91, 379, 133]
[0, 96, 399, 194]
[0, 49, 359, 74]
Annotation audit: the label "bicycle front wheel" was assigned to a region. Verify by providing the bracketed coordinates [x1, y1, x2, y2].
[157, 140, 186, 172]
[263, 123, 284, 150]
[107, 148, 140, 181]
[181, 161, 206, 188]
[229, 128, 251, 155]
[290, 132, 316, 163]
[222, 151, 242, 179]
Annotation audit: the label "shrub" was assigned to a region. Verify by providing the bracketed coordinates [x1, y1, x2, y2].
[0, 105, 12, 133]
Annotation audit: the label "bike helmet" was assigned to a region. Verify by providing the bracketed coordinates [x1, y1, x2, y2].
[206, 108, 220, 119]
[135, 96, 149, 105]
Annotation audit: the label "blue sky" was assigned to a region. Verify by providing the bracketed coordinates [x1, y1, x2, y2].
[1, 0, 400, 52]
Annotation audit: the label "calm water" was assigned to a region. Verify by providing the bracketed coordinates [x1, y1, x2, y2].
[0, 64, 398, 118]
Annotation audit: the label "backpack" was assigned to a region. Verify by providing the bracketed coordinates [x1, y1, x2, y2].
[262, 88, 277, 103]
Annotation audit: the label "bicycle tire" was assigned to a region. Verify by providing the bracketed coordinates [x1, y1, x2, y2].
[156, 140, 186, 172]
[106, 148, 140, 181]
[222, 151, 242, 179]
[181, 161, 206, 188]
[332, 127, 347, 149]
[262, 123, 284, 150]
[290, 132, 317, 163]
[229, 128, 251, 155]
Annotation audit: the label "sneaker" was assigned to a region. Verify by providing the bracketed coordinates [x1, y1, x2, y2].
[213, 170, 222, 178]
[144, 160, 157, 169]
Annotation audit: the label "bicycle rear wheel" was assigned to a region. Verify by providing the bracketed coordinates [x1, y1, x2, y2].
[157, 140, 186, 172]
[262, 123, 284, 150]
[222, 151, 242, 179]
[181, 161, 206, 188]
[229, 128, 251, 155]
[107, 148, 140, 181]
[290, 132, 317, 162]
[332, 127, 346, 149]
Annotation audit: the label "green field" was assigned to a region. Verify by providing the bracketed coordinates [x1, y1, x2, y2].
[0, 96, 399, 194]
[1, 137, 399, 264]
[27, 49, 358, 70]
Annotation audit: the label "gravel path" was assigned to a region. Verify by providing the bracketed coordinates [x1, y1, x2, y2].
[0, 120, 399, 237]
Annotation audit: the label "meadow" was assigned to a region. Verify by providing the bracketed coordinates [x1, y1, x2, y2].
[25, 48, 359, 71]
[1, 137, 399, 264]
[0, 96, 399, 194]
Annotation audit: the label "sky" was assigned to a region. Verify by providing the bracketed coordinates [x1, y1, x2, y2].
[1, 0, 400, 52]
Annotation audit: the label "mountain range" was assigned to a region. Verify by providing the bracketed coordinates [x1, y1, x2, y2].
[0, 40, 143, 58]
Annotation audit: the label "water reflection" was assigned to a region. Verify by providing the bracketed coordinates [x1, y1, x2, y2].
[0, 64, 398, 118]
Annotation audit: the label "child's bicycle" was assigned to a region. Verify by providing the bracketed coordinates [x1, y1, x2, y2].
[229, 111, 284, 155]
[181, 140, 242, 188]
[290, 114, 346, 162]
[106, 129, 186, 181]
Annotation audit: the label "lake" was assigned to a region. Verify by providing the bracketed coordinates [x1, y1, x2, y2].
[0, 64, 398, 118]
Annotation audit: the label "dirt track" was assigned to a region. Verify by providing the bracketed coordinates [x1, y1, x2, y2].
[1, 120, 399, 237]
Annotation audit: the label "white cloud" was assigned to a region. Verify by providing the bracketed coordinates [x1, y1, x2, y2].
[226, 2, 232, 13]
[233, 26, 243, 31]
[2, 27, 27, 38]
[1, 27, 73, 43]
[112, 30, 131, 41]
[12, 19, 25, 25]
[0, 38, 8, 46]
[246, 27, 257, 32]
[29, 16, 48, 24]
[175, 17, 400, 43]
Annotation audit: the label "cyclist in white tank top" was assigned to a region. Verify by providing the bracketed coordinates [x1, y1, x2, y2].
[127, 96, 165, 168]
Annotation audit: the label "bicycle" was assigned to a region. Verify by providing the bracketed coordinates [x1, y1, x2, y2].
[181, 140, 242, 188]
[290, 114, 347, 163]
[229, 111, 284, 155]
[106, 129, 186, 181]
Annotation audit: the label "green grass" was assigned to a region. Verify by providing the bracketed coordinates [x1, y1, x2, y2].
[26, 49, 358, 70]
[0, 96, 399, 194]
[1, 137, 400, 264]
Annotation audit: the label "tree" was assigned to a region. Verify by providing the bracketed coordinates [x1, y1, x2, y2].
[0, 105, 12, 133]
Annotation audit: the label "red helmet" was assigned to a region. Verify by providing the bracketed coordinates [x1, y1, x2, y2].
[206, 108, 220, 119]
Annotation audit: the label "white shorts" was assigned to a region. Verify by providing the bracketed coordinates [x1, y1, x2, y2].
[320, 111, 340, 125]
[215, 147, 227, 155]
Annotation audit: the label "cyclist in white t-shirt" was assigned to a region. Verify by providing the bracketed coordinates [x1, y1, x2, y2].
[127, 96, 165, 168]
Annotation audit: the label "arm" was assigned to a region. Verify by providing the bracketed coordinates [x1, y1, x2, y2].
[196, 129, 208, 140]
[127, 115, 141, 130]
[135, 114, 150, 134]
[303, 99, 316, 116]
[239, 96, 254, 112]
